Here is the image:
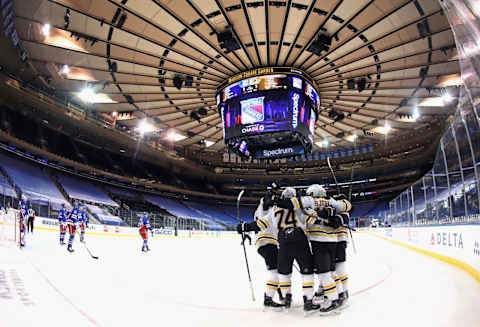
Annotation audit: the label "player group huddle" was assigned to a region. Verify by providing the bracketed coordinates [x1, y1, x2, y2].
[57, 200, 89, 252]
[237, 184, 352, 315]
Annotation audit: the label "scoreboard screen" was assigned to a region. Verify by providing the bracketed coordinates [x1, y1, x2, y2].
[217, 69, 319, 159]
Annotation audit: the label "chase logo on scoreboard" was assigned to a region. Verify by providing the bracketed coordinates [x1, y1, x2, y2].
[241, 97, 264, 124]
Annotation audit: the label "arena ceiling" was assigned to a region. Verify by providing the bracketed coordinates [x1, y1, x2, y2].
[9, 0, 460, 155]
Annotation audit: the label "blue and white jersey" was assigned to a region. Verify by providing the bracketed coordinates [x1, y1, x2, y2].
[19, 200, 28, 218]
[138, 216, 152, 231]
[78, 210, 89, 226]
[67, 207, 80, 225]
[58, 208, 68, 223]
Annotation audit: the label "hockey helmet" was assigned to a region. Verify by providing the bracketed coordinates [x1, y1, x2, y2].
[306, 184, 326, 198]
[281, 187, 296, 199]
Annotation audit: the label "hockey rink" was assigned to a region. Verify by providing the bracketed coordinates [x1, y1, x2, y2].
[1, 230, 479, 327]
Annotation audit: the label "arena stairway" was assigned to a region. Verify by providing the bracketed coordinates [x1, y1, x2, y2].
[49, 173, 101, 224]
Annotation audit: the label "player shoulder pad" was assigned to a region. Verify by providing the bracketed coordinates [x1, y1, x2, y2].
[341, 199, 352, 212]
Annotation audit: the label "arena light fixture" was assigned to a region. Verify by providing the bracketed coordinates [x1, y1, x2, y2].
[112, 111, 118, 117]
[346, 134, 358, 142]
[77, 87, 95, 103]
[136, 119, 155, 135]
[384, 123, 391, 134]
[41, 23, 50, 37]
[166, 130, 186, 142]
[316, 139, 329, 147]
[61, 64, 70, 75]
[412, 107, 420, 121]
[205, 140, 214, 147]
[442, 92, 453, 104]
[76, 88, 116, 104]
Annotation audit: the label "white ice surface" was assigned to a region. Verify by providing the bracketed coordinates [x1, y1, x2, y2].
[1, 230, 479, 327]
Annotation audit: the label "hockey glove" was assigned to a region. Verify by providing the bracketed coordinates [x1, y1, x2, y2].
[236, 223, 245, 234]
[317, 206, 335, 219]
[237, 222, 260, 234]
[327, 215, 342, 229]
[339, 212, 350, 226]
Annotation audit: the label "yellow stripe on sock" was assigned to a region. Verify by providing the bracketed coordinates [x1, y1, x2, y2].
[323, 282, 336, 289]
[324, 288, 338, 295]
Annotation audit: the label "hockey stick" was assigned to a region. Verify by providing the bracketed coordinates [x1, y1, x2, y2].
[326, 156, 341, 195]
[346, 163, 357, 254]
[328, 156, 357, 253]
[237, 190, 255, 302]
[83, 241, 99, 259]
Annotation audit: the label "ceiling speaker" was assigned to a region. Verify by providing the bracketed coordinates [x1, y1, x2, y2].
[173, 75, 183, 90]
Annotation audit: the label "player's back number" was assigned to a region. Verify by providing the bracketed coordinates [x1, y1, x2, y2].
[275, 209, 297, 229]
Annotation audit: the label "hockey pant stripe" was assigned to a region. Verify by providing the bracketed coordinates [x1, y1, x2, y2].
[265, 270, 280, 297]
[278, 275, 292, 297]
[302, 275, 315, 299]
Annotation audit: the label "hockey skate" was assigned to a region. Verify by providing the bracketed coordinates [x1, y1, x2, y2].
[80, 237, 85, 243]
[277, 288, 285, 302]
[60, 241, 66, 246]
[336, 291, 350, 310]
[283, 293, 292, 312]
[142, 246, 147, 252]
[67, 245, 74, 253]
[313, 288, 325, 305]
[263, 293, 284, 312]
[303, 296, 320, 316]
[318, 297, 341, 316]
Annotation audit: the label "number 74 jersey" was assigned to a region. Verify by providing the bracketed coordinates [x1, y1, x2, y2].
[256, 196, 333, 234]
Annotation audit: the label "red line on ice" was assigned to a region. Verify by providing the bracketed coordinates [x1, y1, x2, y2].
[28, 259, 103, 327]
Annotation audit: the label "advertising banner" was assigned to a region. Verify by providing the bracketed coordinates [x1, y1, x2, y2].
[374, 225, 480, 279]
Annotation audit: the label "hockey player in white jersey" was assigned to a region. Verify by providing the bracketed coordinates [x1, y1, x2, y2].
[304, 184, 344, 313]
[252, 198, 284, 310]
[237, 187, 343, 313]
[331, 194, 352, 307]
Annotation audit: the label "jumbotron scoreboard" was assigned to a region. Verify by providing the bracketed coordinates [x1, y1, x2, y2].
[217, 67, 320, 160]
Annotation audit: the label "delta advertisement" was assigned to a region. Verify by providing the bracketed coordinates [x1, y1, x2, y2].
[373, 225, 480, 277]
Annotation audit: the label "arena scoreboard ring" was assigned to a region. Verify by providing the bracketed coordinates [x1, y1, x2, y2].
[217, 67, 320, 160]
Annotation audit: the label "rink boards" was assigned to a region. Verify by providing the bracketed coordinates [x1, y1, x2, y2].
[371, 225, 480, 283]
[34, 217, 238, 239]
[0, 211, 237, 239]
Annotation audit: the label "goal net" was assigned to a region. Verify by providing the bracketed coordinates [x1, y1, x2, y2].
[0, 208, 18, 246]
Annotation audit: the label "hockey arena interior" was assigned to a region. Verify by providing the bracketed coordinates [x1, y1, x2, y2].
[0, 0, 480, 326]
